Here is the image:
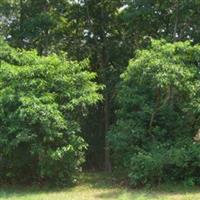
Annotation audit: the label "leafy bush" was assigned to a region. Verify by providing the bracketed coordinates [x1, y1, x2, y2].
[109, 40, 200, 187]
[0, 39, 102, 185]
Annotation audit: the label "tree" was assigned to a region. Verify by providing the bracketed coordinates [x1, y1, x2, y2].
[60, 0, 127, 171]
[0, 39, 102, 185]
[120, 0, 200, 44]
[1, 0, 199, 173]
[109, 39, 200, 186]
[0, 0, 72, 55]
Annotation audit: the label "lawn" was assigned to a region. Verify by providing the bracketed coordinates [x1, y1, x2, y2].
[0, 173, 200, 200]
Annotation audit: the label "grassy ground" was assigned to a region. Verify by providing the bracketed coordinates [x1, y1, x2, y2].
[0, 173, 200, 200]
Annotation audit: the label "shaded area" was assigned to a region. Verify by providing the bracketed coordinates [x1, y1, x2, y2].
[0, 173, 200, 200]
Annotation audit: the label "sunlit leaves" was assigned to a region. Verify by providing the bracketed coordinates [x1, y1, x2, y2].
[0, 39, 102, 185]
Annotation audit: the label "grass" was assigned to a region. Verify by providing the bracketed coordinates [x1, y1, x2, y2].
[0, 173, 200, 200]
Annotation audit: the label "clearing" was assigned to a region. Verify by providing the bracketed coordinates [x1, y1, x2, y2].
[0, 173, 200, 200]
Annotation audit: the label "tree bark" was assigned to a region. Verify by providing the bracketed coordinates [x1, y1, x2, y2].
[104, 93, 112, 172]
[173, 0, 179, 41]
[149, 87, 160, 136]
[19, 0, 24, 48]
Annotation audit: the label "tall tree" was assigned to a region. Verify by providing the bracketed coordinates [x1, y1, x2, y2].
[1, 0, 71, 55]
[1, 0, 199, 171]
[121, 0, 200, 44]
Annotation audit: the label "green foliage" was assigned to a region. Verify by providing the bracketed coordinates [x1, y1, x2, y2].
[109, 40, 200, 187]
[1, 0, 200, 183]
[1, 0, 200, 172]
[0, 39, 102, 185]
[121, 0, 200, 43]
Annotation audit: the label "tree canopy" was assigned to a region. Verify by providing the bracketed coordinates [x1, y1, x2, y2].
[109, 40, 200, 186]
[0, 0, 200, 187]
[0, 39, 102, 185]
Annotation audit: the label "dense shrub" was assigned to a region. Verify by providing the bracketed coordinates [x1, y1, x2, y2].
[109, 40, 200, 187]
[0, 39, 102, 185]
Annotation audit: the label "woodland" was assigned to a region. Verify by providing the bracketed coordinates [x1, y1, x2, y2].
[0, 0, 200, 189]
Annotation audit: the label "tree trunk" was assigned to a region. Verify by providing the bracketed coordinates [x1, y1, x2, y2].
[104, 93, 112, 172]
[148, 87, 160, 138]
[173, 0, 179, 41]
[18, 0, 24, 48]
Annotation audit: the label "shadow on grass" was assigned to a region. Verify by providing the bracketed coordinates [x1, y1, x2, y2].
[79, 172, 117, 189]
[0, 172, 200, 199]
[95, 190, 124, 199]
[81, 172, 200, 192]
